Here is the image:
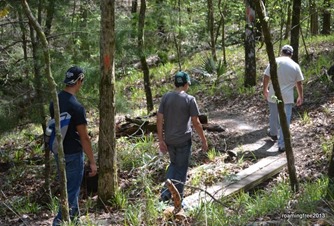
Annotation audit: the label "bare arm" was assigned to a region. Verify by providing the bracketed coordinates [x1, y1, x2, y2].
[191, 116, 208, 151]
[296, 81, 303, 106]
[157, 112, 168, 153]
[263, 75, 270, 100]
[77, 124, 97, 177]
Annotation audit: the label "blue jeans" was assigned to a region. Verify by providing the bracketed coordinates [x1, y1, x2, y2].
[161, 140, 192, 200]
[268, 102, 293, 149]
[53, 152, 84, 226]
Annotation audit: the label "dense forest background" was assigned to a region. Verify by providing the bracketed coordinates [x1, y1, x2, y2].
[1, 0, 334, 225]
[0, 0, 332, 131]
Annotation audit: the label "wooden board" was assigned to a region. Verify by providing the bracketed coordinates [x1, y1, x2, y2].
[183, 156, 287, 209]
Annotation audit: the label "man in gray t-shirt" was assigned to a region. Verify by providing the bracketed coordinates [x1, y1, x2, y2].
[263, 45, 304, 152]
[157, 71, 208, 202]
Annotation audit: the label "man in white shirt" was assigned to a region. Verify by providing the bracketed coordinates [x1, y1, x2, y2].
[263, 45, 304, 152]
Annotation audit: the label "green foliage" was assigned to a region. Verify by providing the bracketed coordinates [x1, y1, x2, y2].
[207, 148, 220, 161]
[109, 190, 128, 210]
[123, 173, 159, 225]
[192, 182, 286, 225]
[1, 1, 334, 225]
[47, 196, 59, 215]
[11, 196, 42, 214]
[198, 55, 226, 83]
[321, 136, 333, 156]
[117, 133, 157, 171]
[297, 177, 327, 212]
[191, 178, 334, 225]
[298, 111, 311, 125]
[124, 203, 141, 226]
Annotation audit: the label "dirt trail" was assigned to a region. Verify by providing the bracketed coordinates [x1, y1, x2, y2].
[207, 109, 280, 158]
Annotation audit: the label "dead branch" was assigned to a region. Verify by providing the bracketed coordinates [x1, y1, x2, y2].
[1, 190, 29, 226]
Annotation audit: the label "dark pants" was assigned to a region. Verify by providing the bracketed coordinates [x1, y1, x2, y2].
[53, 152, 84, 226]
[161, 139, 192, 200]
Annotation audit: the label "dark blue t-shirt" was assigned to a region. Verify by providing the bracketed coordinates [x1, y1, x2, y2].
[49, 91, 87, 154]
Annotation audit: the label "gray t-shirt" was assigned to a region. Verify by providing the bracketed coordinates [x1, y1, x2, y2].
[264, 56, 304, 104]
[158, 91, 200, 145]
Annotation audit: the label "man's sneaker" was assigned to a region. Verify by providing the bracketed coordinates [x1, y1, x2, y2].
[267, 129, 278, 141]
[278, 147, 285, 152]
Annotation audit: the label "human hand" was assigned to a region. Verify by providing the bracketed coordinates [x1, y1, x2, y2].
[296, 97, 303, 106]
[202, 141, 208, 152]
[88, 162, 97, 177]
[159, 140, 168, 154]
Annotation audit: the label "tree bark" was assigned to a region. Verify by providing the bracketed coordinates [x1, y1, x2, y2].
[21, 0, 70, 222]
[327, 145, 334, 198]
[138, 0, 153, 113]
[321, 0, 331, 35]
[283, 1, 292, 40]
[207, 0, 217, 61]
[309, 0, 318, 36]
[254, 0, 299, 192]
[244, 0, 256, 87]
[27, 0, 52, 202]
[218, 0, 227, 65]
[79, 1, 90, 58]
[17, 7, 28, 77]
[290, 0, 301, 63]
[98, 0, 118, 205]
[156, 0, 166, 43]
[44, 0, 55, 39]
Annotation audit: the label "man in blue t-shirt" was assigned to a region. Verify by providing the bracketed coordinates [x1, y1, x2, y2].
[157, 71, 208, 202]
[50, 66, 97, 226]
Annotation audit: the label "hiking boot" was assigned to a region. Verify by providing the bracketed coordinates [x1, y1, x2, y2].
[267, 129, 278, 141]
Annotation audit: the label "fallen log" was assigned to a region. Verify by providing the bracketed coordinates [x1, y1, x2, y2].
[116, 114, 224, 137]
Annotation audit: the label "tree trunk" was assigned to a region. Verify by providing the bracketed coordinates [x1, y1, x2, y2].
[309, 0, 318, 35]
[79, 1, 90, 58]
[279, 0, 285, 52]
[244, 0, 256, 87]
[98, 0, 118, 205]
[156, 0, 166, 43]
[207, 0, 217, 61]
[131, 0, 138, 13]
[175, 0, 182, 70]
[131, 0, 138, 39]
[290, 0, 301, 63]
[138, 0, 153, 113]
[283, 1, 292, 40]
[327, 144, 334, 198]
[21, 0, 70, 222]
[17, 8, 29, 77]
[254, 0, 299, 192]
[42, 0, 56, 200]
[26, 2, 52, 201]
[43, 0, 56, 201]
[44, 0, 55, 38]
[218, 0, 226, 65]
[321, 0, 331, 35]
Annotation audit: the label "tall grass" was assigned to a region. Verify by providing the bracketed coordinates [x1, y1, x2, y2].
[191, 178, 333, 225]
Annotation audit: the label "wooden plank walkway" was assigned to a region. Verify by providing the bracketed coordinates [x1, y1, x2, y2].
[182, 156, 287, 209]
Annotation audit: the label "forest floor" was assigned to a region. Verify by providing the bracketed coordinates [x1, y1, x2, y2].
[1, 45, 334, 225]
[2, 76, 334, 226]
